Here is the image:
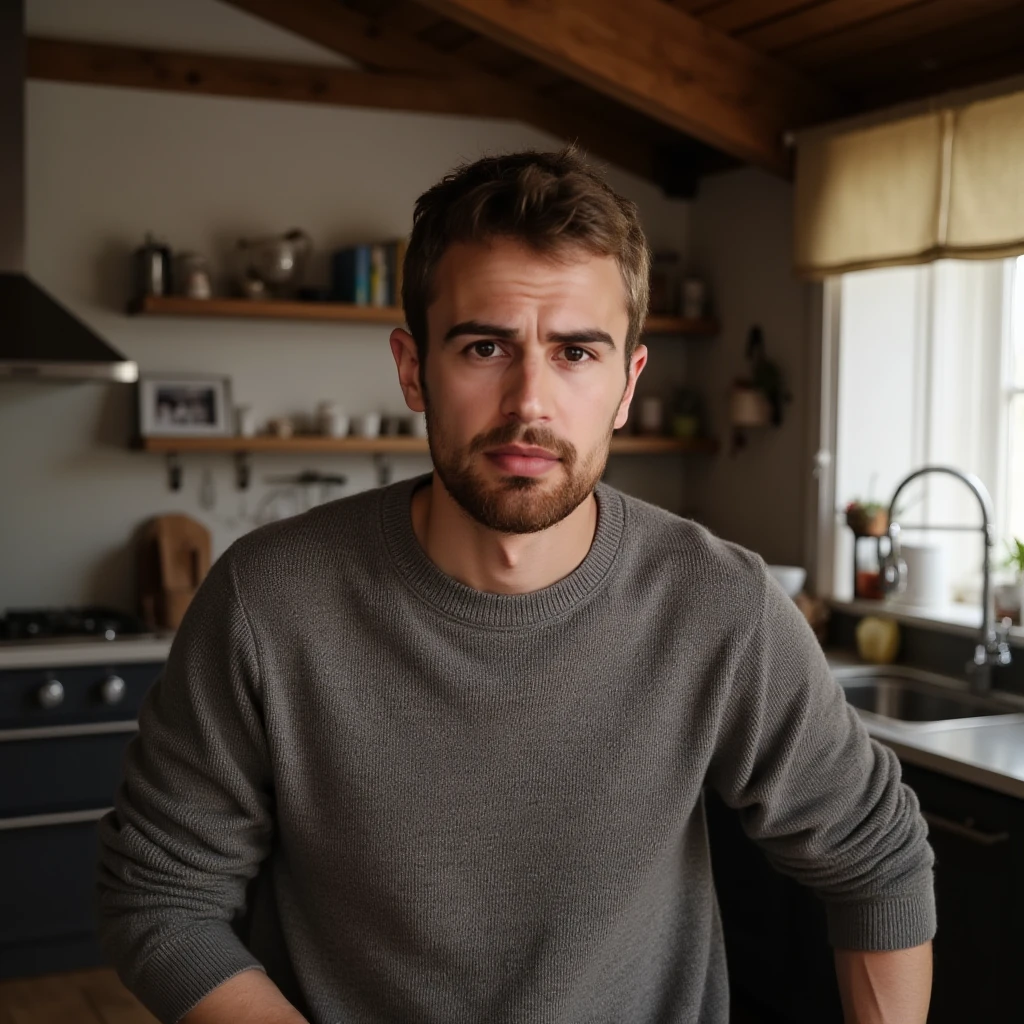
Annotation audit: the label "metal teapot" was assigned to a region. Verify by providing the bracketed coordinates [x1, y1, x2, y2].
[234, 228, 312, 298]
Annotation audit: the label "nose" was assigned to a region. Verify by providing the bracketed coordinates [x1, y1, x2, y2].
[499, 346, 552, 426]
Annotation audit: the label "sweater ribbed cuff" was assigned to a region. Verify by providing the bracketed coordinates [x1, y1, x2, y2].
[130, 920, 265, 1024]
[826, 890, 937, 951]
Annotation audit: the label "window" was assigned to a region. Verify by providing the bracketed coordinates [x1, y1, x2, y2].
[830, 257, 1022, 616]
[1008, 258, 1024, 546]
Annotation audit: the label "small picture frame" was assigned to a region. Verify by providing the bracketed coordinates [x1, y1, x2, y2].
[137, 374, 233, 437]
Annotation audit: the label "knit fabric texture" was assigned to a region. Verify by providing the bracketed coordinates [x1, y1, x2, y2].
[96, 471, 936, 1024]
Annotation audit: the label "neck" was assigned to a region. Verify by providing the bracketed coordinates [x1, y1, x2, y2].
[410, 475, 598, 595]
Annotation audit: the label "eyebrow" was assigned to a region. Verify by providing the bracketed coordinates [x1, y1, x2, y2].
[442, 320, 617, 350]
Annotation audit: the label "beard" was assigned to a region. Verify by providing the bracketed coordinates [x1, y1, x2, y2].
[423, 395, 618, 535]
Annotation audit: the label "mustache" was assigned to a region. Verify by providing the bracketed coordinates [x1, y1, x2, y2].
[467, 424, 575, 462]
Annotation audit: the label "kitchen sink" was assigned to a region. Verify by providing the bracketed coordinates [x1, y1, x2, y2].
[831, 665, 1024, 730]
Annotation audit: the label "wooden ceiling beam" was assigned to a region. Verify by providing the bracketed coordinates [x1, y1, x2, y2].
[26, 37, 507, 118]
[783, 0, 1024, 70]
[221, 0, 670, 184]
[857, 47, 1024, 109]
[739, 0, 925, 54]
[220, 0, 449, 75]
[822, 6, 1024, 97]
[664, 1, 723, 14]
[416, 0, 836, 175]
[683, 1, 817, 36]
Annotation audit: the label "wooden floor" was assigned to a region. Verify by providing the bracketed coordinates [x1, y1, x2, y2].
[0, 968, 157, 1024]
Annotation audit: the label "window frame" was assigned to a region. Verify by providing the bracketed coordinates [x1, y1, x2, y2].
[814, 258, 1023, 630]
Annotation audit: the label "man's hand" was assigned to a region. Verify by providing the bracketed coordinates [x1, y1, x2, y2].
[181, 967, 308, 1024]
[834, 942, 933, 1023]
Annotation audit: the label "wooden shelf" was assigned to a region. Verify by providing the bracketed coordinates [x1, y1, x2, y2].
[138, 435, 718, 455]
[128, 296, 717, 336]
[642, 314, 717, 336]
[608, 436, 718, 455]
[128, 294, 404, 324]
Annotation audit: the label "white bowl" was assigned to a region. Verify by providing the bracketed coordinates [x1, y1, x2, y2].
[767, 564, 806, 598]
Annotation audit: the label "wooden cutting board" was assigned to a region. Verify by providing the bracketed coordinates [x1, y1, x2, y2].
[137, 513, 211, 630]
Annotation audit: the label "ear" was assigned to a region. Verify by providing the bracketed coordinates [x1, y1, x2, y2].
[390, 328, 427, 413]
[613, 344, 648, 430]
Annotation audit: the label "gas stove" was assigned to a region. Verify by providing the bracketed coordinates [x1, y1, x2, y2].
[0, 606, 154, 644]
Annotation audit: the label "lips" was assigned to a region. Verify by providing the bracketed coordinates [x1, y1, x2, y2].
[486, 446, 559, 460]
[484, 445, 562, 477]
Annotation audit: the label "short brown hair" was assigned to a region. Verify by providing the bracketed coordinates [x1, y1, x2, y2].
[402, 146, 650, 374]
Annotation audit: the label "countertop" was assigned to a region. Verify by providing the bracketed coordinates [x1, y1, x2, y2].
[826, 649, 1024, 800]
[0, 635, 174, 670]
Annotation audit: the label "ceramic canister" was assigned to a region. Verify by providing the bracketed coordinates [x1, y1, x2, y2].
[890, 543, 949, 608]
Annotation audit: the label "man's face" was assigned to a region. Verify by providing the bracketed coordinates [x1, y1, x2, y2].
[399, 237, 646, 534]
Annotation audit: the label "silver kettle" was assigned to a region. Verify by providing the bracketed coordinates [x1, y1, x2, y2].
[234, 228, 312, 297]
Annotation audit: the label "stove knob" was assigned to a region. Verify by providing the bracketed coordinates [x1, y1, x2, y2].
[38, 679, 64, 709]
[101, 675, 127, 705]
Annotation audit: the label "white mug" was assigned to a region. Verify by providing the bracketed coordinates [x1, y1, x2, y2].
[682, 277, 706, 320]
[235, 405, 257, 438]
[318, 401, 349, 438]
[351, 412, 381, 438]
[891, 543, 949, 609]
[638, 396, 664, 434]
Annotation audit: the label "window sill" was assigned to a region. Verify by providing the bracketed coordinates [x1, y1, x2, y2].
[826, 598, 1024, 649]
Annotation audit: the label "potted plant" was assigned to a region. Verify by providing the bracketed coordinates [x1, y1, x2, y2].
[730, 325, 791, 429]
[844, 499, 889, 537]
[998, 538, 1024, 625]
[669, 387, 704, 439]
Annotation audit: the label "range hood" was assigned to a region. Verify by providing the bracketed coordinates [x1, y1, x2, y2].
[0, 0, 137, 383]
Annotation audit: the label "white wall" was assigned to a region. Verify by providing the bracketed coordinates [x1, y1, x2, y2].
[685, 167, 817, 567]
[0, 0, 693, 612]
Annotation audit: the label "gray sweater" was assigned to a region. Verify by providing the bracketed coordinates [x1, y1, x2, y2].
[96, 471, 935, 1024]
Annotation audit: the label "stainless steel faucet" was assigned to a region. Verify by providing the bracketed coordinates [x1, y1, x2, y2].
[879, 465, 1013, 694]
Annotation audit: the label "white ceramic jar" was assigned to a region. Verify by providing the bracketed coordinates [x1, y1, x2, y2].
[351, 412, 381, 438]
[318, 401, 349, 438]
[235, 404, 257, 438]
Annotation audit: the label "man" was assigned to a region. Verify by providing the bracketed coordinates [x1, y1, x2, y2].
[97, 148, 935, 1024]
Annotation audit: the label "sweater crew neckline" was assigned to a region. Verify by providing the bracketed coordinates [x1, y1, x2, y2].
[379, 471, 625, 628]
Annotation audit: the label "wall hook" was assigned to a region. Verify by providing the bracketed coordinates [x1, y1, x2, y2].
[165, 452, 183, 492]
[373, 453, 392, 487]
[235, 452, 252, 491]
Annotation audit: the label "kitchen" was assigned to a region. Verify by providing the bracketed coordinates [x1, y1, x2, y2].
[2, 1, 1024, 1022]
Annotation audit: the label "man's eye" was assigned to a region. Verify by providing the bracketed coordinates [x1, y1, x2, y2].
[467, 341, 499, 358]
[563, 347, 593, 363]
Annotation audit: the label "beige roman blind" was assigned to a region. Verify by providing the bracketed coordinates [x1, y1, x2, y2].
[794, 86, 1024, 278]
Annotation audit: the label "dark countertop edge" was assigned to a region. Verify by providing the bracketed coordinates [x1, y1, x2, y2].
[0, 635, 174, 670]
[868, 729, 1024, 801]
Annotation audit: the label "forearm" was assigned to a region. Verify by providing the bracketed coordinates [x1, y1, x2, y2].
[834, 942, 932, 1024]
[181, 968, 308, 1024]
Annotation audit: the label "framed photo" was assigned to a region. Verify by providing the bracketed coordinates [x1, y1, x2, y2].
[137, 374, 233, 437]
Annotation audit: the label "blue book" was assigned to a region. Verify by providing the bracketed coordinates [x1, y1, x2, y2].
[384, 242, 397, 307]
[354, 245, 371, 305]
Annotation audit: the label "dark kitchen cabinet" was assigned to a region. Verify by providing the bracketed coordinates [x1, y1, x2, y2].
[0, 659, 164, 980]
[899, 763, 1024, 1024]
[705, 788, 843, 1023]
[707, 762, 1024, 1023]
